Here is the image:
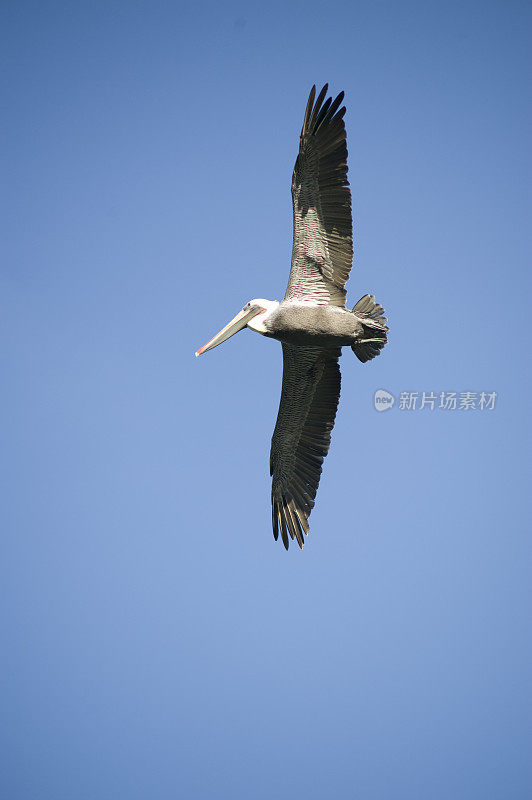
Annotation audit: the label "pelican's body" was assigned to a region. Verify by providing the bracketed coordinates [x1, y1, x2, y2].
[196, 85, 389, 549]
[253, 302, 377, 348]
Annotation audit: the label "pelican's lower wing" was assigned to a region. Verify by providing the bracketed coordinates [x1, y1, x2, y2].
[270, 343, 341, 549]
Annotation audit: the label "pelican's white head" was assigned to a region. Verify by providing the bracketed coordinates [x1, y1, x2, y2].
[195, 298, 279, 356]
[244, 298, 279, 333]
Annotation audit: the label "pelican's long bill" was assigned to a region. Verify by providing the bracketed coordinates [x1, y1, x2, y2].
[195, 306, 262, 357]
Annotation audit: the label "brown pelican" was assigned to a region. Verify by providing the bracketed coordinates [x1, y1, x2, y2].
[196, 84, 388, 549]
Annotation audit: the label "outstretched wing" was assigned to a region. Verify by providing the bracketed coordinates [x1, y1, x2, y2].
[285, 84, 353, 307]
[270, 343, 341, 549]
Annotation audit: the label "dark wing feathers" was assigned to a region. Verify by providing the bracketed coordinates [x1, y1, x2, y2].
[270, 344, 341, 549]
[284, 84, 353, 307]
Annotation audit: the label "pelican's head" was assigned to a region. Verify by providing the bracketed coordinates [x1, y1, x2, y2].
[195, 298, 279, 356]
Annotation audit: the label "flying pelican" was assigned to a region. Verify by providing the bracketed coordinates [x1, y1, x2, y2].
[195, 84, 388, 549]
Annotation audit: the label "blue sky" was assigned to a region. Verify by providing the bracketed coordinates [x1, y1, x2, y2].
[2, 1, 531, 798]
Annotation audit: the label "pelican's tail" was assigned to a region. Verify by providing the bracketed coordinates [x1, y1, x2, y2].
[351, 294, 388, 363]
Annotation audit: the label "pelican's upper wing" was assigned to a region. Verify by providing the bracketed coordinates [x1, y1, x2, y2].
[284, 84, 353, 307]
[270, 343, 341, 549]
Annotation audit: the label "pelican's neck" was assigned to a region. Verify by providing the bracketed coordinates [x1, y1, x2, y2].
[247, 300, 279, 334]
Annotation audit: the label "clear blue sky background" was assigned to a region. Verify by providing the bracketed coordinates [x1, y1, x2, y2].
[2, 1, 531, 798]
